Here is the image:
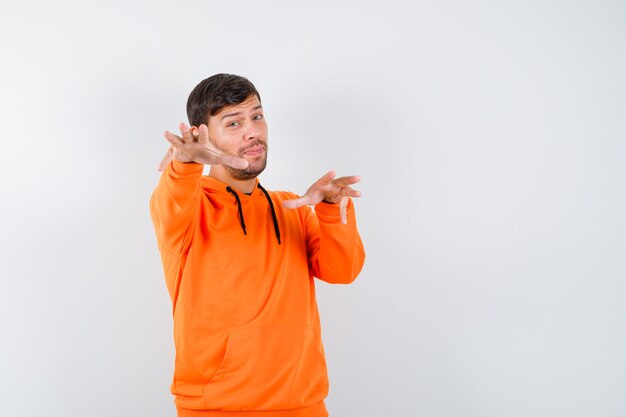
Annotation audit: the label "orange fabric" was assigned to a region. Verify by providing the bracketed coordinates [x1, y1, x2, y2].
[150, 160, 365, 416]
[177, 401, 327, 417]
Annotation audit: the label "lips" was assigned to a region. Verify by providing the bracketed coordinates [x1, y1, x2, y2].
[243, 145, 264, 156]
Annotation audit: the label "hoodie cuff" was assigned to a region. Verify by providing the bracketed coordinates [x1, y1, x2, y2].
[314, 198, 353, 223]
[169, 160, 204, 175]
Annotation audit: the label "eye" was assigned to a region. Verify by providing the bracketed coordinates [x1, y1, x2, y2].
[227, 121, 240, 127]
[253, 114, 264, 120]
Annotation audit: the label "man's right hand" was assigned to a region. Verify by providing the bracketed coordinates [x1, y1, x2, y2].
[158, 122, 249, 171]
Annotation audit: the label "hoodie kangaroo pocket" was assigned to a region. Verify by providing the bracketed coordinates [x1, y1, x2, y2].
[203, 326, 328, 411]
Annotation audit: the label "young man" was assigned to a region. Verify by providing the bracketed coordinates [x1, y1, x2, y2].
[150, 74, 365, 417]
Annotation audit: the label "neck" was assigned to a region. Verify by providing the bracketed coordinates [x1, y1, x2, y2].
[209, 165, 257, 194]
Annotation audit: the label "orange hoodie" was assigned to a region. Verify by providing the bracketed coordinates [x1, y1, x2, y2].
[150, 160, 365, 417]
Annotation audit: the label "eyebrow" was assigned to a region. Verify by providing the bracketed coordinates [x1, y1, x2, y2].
[220, 105, 263, 121]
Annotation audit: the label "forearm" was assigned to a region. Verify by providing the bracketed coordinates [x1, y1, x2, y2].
[150, 160, 204, 254]
[310, 199, 365, 284]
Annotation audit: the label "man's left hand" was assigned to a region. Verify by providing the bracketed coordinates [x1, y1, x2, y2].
[283, 171, 361, 224]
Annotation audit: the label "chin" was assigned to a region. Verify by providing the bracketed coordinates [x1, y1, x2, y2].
[227, 157, 267, 180]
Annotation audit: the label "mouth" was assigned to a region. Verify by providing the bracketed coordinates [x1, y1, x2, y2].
[242, 145, 265, 157]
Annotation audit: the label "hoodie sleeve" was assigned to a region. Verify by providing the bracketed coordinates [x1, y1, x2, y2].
[150, 160, 204, 255]
[304, 198, 366, 284]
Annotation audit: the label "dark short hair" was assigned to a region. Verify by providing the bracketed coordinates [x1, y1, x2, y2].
[186, 73, 261, 127]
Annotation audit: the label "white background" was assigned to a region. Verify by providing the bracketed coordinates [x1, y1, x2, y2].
[1, 1, 625, 416]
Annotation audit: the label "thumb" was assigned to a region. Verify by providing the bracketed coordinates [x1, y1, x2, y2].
[283, 196, 309, 209]
[220, 154, 249, 169]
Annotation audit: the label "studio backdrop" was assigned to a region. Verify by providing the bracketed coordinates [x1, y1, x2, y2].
[1, 1, 625, 416]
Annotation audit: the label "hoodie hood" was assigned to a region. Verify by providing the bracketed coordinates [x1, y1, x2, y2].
[201, 176, 281, 244]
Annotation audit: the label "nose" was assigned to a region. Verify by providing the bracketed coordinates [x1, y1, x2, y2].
[243, 121, 261, 141]
[243, 121, 262, 141]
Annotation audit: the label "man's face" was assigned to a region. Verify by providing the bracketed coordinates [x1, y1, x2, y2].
[207, 95, 268, 180]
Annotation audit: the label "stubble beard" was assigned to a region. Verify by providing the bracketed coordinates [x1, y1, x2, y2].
[225, 141, 268, 180]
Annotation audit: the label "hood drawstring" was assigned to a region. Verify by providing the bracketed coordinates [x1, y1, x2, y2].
[226, 186, 247, 235]
[225, 184, 281, 245]
[258, 183, 282, 245]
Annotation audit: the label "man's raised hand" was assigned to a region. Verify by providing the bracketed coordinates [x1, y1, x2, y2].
[157, 122, 249, 171]
[283, 171, 361, 224]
